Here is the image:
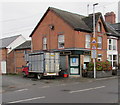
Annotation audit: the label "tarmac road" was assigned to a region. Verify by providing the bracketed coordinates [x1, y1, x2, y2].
[1, 75, 119, 104]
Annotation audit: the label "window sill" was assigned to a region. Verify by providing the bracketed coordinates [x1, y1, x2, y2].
[58, 48, 64, 50]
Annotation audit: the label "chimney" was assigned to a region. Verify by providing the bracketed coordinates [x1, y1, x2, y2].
[104, 12, 116, 24]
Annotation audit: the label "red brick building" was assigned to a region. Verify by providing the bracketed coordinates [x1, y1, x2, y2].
[104, 12, 120, 68]
[111, 23, 120, 67]
[7, 41, 31, 74]
[0, 35, 26, 74]
[30, 7, 112, 76]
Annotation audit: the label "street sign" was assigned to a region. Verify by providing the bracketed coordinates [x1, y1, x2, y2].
[91, 38, 97, 43]
[91, 50, 97, 58]
[92, 45, 97, 50]
[91, 37, 97, 50]
[92, 39, 96, 43]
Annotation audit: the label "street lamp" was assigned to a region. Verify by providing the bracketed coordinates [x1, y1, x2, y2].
[93, 3, 98, 79]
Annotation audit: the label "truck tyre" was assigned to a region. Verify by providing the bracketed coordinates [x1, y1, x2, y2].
[22, 72, 27, 77]
[37, 74, 42, 80]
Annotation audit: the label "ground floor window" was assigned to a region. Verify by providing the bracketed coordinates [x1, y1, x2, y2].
[83, 55, 91, 69]
[108, 54, 118, 68]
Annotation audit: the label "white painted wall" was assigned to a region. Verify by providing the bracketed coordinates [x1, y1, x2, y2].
[1, 61, 6, 74]
[84, 55, 91, 62]
[7, 35, 26, 53]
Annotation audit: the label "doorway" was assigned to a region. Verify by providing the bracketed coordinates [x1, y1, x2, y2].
[69, 55, 80, 75]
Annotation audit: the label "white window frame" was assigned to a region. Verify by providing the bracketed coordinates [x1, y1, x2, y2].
[58, 35, 65, 49]
[85, 35, 91, 48]
[43, 37, 47, 50]
[108, 54, 118, 68]
[97, 36, 102, 49]
[108, 39, 117, 51]
[98, 22, 101, 32]
[113, 39, 117, 50]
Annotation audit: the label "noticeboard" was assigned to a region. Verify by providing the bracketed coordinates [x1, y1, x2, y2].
[91, 50, 97, 58]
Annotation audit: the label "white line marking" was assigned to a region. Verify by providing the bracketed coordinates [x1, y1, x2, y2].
[8, 96, 45, 104]
[69, 86, 106, 93]
[39, 86, 50, 88]
[72, 82, 79, 85]
[14, 89, 28, 92]
[96, 76, 116, 81]
[60, 84, 66, 86]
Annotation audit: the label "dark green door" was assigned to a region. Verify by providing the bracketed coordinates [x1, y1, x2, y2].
[69, 55, 80, 75]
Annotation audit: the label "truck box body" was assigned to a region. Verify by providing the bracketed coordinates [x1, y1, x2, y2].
[25, 52, 60, 76]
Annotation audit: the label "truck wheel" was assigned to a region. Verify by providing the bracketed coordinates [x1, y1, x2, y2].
[22, 72, 27, 77]
[37, 74, 42, 80]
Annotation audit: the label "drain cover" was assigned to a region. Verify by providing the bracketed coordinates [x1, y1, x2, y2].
[9, 86, 16, 88]
[32, 84, 36, 85]
[61, 89, 70, 92]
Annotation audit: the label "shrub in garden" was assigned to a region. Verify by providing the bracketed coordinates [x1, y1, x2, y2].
[87, 60, 112, 71]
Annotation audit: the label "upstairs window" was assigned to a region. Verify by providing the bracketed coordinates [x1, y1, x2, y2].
[58, 35, 64, 49]
[113, 39, 117, 50]
[108, 39, 112, 50]
[108, 39, 117, 51]
[98, 22, 102, 32]
[97, 36, 102, 49]
[85, 35, 91, 48]
[43, 37, 47, 50]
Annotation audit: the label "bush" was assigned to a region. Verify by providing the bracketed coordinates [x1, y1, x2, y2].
[87, 62, 94, 71]
[87, 60, 112, 71]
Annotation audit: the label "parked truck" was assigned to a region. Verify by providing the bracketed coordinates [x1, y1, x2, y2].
[22, 52, 60, 79]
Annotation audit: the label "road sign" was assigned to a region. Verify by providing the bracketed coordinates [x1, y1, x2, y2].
[92, 45, 97, 50]
[91, 50, 97, 58]
[91, 38, 97, 44]
[91, 37, 97, 50]
[92, 39, 96, 43]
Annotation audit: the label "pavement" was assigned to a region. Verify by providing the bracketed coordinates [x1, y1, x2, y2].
[2, 74, 94, 93]
[1, 74, 119, 104]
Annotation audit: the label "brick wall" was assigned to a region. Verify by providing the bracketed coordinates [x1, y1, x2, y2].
[96, 19, 107, 61]
[32, 10, 75, 51]
[104, 12, 116, 24]
[0, 48, 7, 61]
[7, 50, 15, 73]
[31, 10, 108, 62]
[15, 49, 31, 73]
[7, 49, 31, 74]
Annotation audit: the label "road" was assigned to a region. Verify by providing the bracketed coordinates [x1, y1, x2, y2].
[1, 75, 119, 104]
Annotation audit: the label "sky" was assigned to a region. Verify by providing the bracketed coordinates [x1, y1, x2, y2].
[0, 0, 120, 40]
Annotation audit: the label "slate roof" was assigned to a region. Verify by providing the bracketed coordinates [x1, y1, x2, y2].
[30, 7, 118, 38]
[111, 23, 120, 33]
[30, 7, 106, 37]
[0, 35, 21, 49]
[106, 23, 120, 37]
[15, 40, 31, 50]
[50, 7, 91, 32]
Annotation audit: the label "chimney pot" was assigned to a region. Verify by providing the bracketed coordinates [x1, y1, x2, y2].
[104, 12, 116, 24]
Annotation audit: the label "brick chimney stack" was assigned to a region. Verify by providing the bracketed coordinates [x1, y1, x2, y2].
[104, 12, 116, 24]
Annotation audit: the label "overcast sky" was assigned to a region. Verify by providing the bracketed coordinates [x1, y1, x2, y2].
[0, 0, 120, 40]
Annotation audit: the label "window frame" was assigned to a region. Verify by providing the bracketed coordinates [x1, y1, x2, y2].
[43, 37, 47, 50]
[108, 54, 118, 68]
[58, 35, 65, 49]
[98, 22, 102, 32]
[108, 39, 117, 51]
[97, 36, 102, 49]
[85, 35, 91, 48]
